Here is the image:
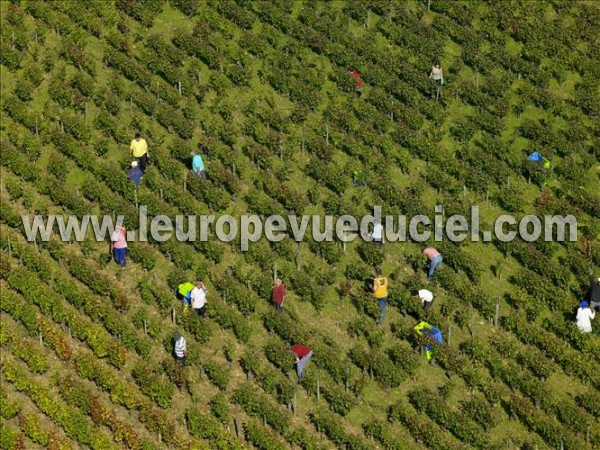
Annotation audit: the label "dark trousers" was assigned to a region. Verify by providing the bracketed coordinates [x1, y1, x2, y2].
[194, 305, 206, 316]
[274, 302, 283, 313]
[137, 153, 148, 173]
[113, 247, 127, 267]
[175, 354, 186, 366]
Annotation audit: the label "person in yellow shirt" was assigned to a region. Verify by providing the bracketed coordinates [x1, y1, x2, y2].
[130, 132, 149, 173]
[372, 267, 389, 324]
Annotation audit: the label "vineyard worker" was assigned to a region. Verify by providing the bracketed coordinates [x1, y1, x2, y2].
[190, 280, 208, 317]
[173, 331, 187, 366]
[350, 69, 364, 97]
[109, 225, 127, 270]
[576, 301, 595, 333]
[130, 132, 149, 173]
[371, 219, 384, 247]
[429, 60, 444, 85]
[127, 161, 143, 188]
[291, 344, 313, 379]
[423, 247, 443, 281]
[191, 145, 206, 179]
[414, 321, 443, 362]
[412, 289, 434, 310]
[178, 281, 195, 313]
[352, 170, 368, 187]
[272, 278, 286, 313]
[372, 268, 389, 324]
[585, 277, 600, 310]
[429, 60, 444, 101]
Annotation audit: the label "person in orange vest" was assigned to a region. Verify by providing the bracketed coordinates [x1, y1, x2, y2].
[372, 267, 389, 324]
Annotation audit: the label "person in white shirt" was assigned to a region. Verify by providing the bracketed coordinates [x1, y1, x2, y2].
[576, 301, 595, 333]
[412, 289, 434, 310]
[191, 280, 207, 316]
[429, 61, 444, 82]
[173, 331, 187, 366]
[371, 219, 384, 247]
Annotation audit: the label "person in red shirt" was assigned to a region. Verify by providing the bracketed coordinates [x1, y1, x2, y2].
[272, 278, 286, 313]
[291, 344, 313, 379]
[349, 70, 364, 97]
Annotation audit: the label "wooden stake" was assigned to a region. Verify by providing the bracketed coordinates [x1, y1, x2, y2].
[316, 378, 320, 401]
[507, 176, 511, 189]
[178, 81, 182, 95]
[172, 308, 176, 324]
[160, 188, 163, 199]
[183, 172, 187, 192]
[447, 325, 452, 345]
[325, 124, 329, 145]
[279, 133, 283, 161]
[143, 319, 148, 334]
[234, 417, 242, 439]
[7, 237, 11, 257]
[494, 300, 500, 328]
[134, 189, 138, 211]
[427, 0, 431, 10]
[345, 366, 349, 392]
[273, 263, 277, 283]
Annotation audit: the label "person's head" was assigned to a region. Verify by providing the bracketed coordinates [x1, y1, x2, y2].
[291, 349, 300, 363]
[135, 132, 141, 140]
[411, 290, 419, 297]
[581, 300, 589, 309]
[131, 161, 138, 168]
[275, 278, 282, 287]
[432, 60, 441, 68]
[173, 331, 181, 342]
[196, 280, 203, 287]
[190, 150, 196, 157]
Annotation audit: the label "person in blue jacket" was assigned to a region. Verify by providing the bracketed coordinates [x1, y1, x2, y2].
[191, 145, 206, 179]
[128, 161, 143, 187]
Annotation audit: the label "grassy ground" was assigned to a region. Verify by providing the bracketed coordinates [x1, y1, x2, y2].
[1, 1, 598, 448]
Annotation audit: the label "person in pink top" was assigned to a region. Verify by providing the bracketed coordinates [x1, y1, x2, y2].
[423, 247, 443, 281]
[110, 225, 128, 269]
